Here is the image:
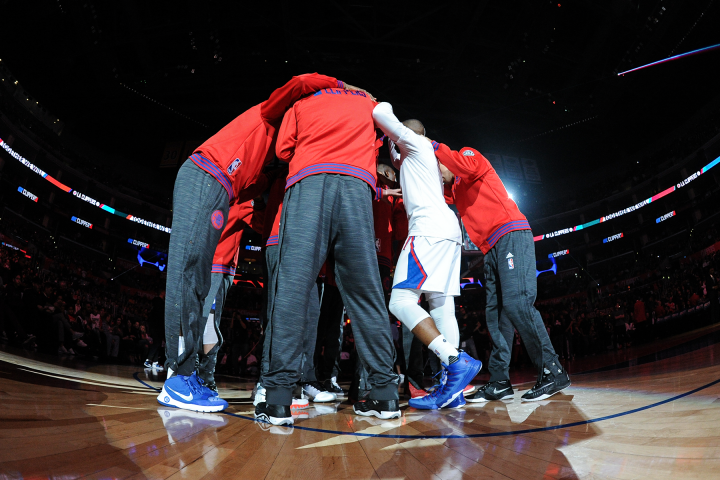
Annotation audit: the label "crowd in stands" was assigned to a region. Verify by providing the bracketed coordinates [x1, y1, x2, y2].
[457, 228, 720, 372]
[2, 203, 719, 378]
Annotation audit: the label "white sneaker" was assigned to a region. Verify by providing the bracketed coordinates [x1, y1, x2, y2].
[152, 362, 165, 372]
[291, 397, 309, 411]
[76, 339, 88, 348]
[302, 381, 337, 403]
[253, 382, 267, 406]
[67, 348, 76, 355]
[58, 345, 68, 355]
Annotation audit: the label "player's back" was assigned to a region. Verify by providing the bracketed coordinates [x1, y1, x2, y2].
[395, 132, 461, 243]
[282, 88, 378, 189]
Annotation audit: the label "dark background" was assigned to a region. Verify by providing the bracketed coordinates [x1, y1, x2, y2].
[1, 0, 719, 207]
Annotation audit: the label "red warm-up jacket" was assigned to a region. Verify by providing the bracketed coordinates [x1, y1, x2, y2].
[191, 74, 344, 203]
[276, 88, 378, 190]
[434, 143, 530, 254]
[211, 175, 269, 275]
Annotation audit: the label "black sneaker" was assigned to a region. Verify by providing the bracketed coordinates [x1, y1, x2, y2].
[466, 380, 514, 403]
[521, 364, 571, 402]
[353, 399, 401, 419]
[323, 378, 346, 396]
[254, 402, 293, 426]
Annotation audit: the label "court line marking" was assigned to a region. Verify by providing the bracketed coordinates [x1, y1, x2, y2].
[133, 372, 720, 439]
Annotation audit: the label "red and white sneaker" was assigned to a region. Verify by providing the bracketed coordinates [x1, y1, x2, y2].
[409, 383, 428, 399]
[291, 396, 309, 412]
[463, 384, 477, 395]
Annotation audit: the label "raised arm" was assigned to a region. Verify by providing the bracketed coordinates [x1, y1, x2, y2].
[372, 102, 408, 143]
[261, 73, 342, 123]
[432, 143, 491, 181]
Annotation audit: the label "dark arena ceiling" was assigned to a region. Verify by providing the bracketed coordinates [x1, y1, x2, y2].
[1, 0, 719, 204]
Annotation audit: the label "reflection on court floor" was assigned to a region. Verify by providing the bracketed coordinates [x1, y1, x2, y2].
[2, 332, 720, 479]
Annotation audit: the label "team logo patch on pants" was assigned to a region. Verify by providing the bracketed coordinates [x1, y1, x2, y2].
[508, 258, 514, 270]
[211, 210, 224, 230]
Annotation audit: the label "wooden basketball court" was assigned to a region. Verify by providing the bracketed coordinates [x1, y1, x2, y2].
[2, 327, 720, 479]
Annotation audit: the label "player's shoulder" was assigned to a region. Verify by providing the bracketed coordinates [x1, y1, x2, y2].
[458, 147, 481, 157]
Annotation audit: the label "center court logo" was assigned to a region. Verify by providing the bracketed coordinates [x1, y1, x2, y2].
[211, 210, 224, 230]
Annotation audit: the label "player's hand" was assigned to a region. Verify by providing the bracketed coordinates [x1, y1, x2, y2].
[383, 188, 402, 198]
[344, 83, 377, 102]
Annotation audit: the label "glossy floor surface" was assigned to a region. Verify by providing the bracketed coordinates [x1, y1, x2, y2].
[2, 327, 720, 479]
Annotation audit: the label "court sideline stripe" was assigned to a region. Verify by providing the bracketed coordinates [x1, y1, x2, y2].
[133, 372, 720, 439]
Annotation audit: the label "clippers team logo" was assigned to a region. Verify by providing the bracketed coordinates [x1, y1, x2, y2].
[462, 149, 475, 156]
[227, 158, 242, 175]
[211, 210, 224, 230]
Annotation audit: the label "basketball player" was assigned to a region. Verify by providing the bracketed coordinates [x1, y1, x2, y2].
[372, 102, 482, 410]
[256, 86, 400, 426]
[434, 142, 570, 402]
[253, 174, 337, 414]
[196, 172, 272, 397]
[158, 74, 372, 413]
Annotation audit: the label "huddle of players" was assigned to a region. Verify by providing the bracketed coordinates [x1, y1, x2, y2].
[156, 73, 571, 425]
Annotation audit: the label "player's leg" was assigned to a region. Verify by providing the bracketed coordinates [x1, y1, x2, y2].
[314, 281, 345, 394]
[300, 282, 337, 402]
[331, 176, 400, 419]
[197, 272, 233, 394]
[467, 245, 516, 403]
[494, 230, 569, 401]
[389, 237, 480, 409]
[159, 159, 229, 413]
[253, 244, 280, 407]
[258, 175, 332, 425]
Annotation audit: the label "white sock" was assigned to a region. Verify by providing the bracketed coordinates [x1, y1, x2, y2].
[428, 335, 459, 365]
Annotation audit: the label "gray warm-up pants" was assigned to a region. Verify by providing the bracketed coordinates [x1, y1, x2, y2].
[165, 160, 229, 376]
[197, 272, 234, 385]
[260, 244, 320, 385]
[484, 229, 559, 382]
[264, 174, 399, 406]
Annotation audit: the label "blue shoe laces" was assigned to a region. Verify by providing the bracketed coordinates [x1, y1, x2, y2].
[186, 375, 205, 398]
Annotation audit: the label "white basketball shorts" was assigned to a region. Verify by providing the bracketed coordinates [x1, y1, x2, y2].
[392, 236, 461, 296]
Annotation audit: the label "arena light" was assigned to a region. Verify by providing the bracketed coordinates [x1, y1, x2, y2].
[657, 211, 676, 223]
[533, 155, 719, 243]
[17, 186, 38, 202]
[70, 216, 93, 229]
[0, 137, 171, 233]
[603, 233, 623, 243]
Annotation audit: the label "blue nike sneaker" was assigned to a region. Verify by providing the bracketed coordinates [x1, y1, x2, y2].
[192, 373, 229, 410]
[409, 352, 481, 410]
[447, 393, 466, 409]
[157, 372, 227, 412]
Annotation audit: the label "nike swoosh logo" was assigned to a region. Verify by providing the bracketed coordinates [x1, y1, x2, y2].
[493, 387, 511, 395]
[168, 387, 193, 401]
